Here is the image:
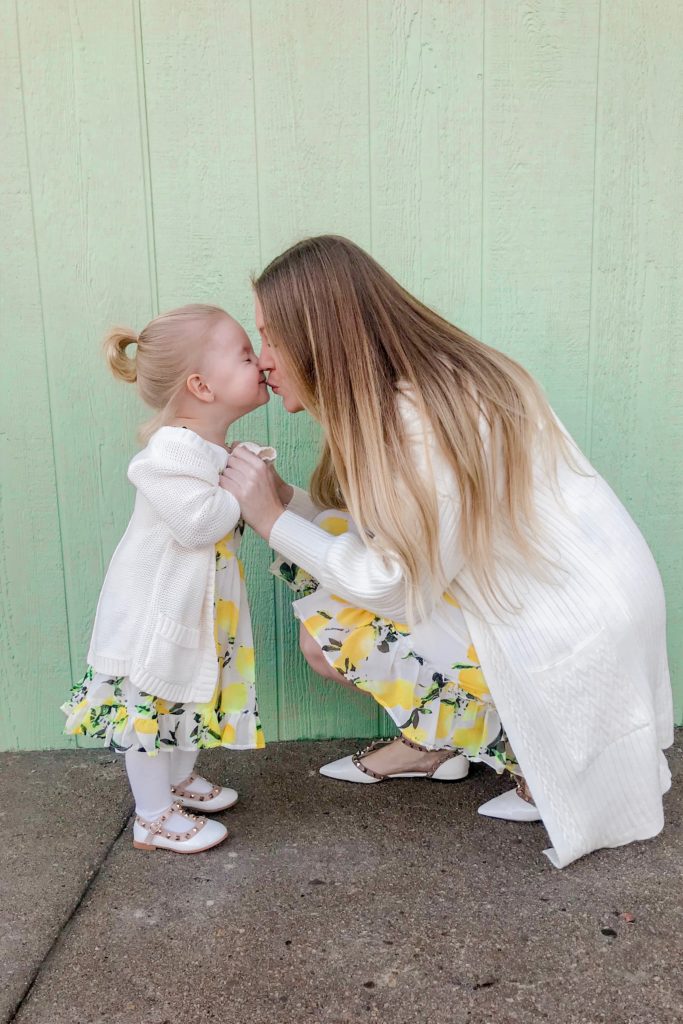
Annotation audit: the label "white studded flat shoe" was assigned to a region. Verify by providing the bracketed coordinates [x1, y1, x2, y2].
[478, 787, 542, 822]
[170, 772, 238, 813]
[319, 736, 470, 784]
[133, 801, 228, 853]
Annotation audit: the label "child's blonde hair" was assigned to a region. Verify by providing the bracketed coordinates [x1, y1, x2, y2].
[103, 303, 227, 442]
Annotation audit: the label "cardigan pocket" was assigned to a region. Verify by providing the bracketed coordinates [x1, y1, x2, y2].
[530, 627, 649, 773]
[144, 611, 201, 686]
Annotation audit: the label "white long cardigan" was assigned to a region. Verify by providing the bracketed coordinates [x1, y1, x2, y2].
[88, 429, 276, 703]
[269, 395, 674, 868]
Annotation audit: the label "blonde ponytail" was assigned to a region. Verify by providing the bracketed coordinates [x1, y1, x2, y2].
[103, 327, 138, 383]
[102, 304, 228, 444]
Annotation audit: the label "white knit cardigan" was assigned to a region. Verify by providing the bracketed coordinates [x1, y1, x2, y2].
[270, 395, 674, 868]
[88, 427, 242, 704]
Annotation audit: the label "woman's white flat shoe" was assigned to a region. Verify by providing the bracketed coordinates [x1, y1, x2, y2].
[133, 802, 229, 853]
[319, 740, 470, 784]
[477, 788, 541, 822]
[170, 773, 238, 813]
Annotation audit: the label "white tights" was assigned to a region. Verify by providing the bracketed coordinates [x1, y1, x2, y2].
[124, 747, 201, 824]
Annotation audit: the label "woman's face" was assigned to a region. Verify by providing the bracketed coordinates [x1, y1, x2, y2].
[255, 294, 305, 413]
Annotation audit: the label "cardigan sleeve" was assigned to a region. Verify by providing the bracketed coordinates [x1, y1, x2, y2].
[269, 399, 464, 622]
[285, 485, 323, 521]
[128, 445, 241, 550]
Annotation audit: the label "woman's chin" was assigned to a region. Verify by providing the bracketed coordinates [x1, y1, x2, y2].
[282, 394, 305, 414]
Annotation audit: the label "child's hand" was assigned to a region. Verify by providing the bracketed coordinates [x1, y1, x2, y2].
[220, 448, 285, 540]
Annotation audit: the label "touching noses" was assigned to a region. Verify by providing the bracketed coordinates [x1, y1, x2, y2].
[258, 344, 274, 374]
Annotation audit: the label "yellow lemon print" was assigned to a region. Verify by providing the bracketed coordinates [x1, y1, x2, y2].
[221, 722, 236, 744]
[466, 644, 479, 663]
[402, 725, 428, 745]
[453, 719, 486, 753]
[134, 717, 158, 735]
[235, 646, 255, 682]
[319, 516, 350, 536]
[216, 537, 234, 560]
[221, 682, 248, 713]
[443, 591, 460, 608]
[216, 599, 239, 638]
[374, 678, 416, 711]
[334, 624, 376, 670]
[255, 730, 266, 749]
[199, 704, 214, 727]
[238, 558, 245, 580]
[303, 613, 331, 638]
[336, 607, 375, 630]
[436, 703, 456, 740]
[156, 698, 171, 715]
[114, 706, 127, 724]
[458, 666, 489, 701]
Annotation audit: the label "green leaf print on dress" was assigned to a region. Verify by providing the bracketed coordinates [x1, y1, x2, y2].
[270, 510, 519, 776]
[61, 523, 265, 755]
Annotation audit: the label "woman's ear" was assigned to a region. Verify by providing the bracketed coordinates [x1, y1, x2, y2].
[186, 373, 214, 403]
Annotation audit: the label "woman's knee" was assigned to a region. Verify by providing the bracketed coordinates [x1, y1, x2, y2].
[299, 623, 329, 670]
[299, 623, 343, 681]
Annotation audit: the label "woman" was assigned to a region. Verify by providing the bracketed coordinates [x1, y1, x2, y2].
[221, 235, 674, 868]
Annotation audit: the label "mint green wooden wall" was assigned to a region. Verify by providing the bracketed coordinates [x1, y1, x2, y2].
[1, 1, 682, 751]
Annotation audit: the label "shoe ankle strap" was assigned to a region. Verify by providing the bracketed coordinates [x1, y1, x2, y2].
[170, 774, 222, 802]
[135, 801, 206, 843]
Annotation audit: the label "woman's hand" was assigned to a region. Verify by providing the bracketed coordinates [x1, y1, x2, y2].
[270, 466, 294, 507]
[220, 447, 286, 540]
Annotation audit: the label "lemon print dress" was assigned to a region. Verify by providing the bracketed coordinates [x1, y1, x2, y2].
[272, 510, 519, 776]
[62, 519, 265, 755]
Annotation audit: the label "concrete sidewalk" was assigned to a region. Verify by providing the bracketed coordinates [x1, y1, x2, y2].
[2, 735, 682, 1024]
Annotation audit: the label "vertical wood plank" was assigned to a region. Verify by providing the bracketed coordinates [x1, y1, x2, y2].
[482, 0, 600, 444]
[0, 0, 72, 749]
[369, 0, 485, 337]
[368, 0, 485, 736]
[2, 0, 681, 753]
[138, 0, 279, 736]
[16, 0, 155, 745]
[252, 0, 378, 740]
[588, 0, 683, 719]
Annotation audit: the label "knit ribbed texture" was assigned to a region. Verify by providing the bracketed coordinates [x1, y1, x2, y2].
[285, 485, 323, 521]
[268, 398, 674, 867]
[87, 427, 258, 704]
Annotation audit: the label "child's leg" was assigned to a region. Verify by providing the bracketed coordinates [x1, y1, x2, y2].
[169, 748, 199, 786]
[124, 746, 173, 818]
[169, 748, 219, 796]
[125, 747, 230, 851]
[124, 747, 201, 831]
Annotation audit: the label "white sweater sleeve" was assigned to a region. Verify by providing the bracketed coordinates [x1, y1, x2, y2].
[269, 403, 464, 622]
[128, 441, 241, 550]
[285, 485, 323, 521]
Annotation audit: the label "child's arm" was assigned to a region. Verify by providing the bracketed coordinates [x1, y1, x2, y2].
[128, 447, 240, 549]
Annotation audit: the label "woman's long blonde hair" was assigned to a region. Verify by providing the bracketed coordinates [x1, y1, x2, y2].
[102, 303, 227, 443]
[253, 235, 577, 621]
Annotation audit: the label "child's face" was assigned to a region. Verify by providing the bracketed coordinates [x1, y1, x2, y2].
[254, 295, 305, 414]
[197, 315, 269, 415]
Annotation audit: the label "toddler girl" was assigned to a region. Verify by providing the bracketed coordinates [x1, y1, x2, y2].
[62, 304, 274, 853]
